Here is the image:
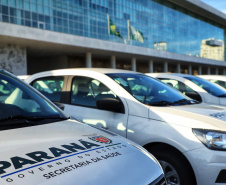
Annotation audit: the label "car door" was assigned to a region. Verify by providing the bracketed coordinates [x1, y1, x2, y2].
[62, 75, 129, 137]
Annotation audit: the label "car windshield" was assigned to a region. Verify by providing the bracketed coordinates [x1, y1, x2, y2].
[107, 73, 196, 106]
[183, 76, 226, 97]
[0, 71, 68, 128]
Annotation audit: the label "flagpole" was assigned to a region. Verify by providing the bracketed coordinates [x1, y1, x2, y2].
[127, 20, 130, 41]
[107, 14, 110, 35]
[127, 20, 132, 45]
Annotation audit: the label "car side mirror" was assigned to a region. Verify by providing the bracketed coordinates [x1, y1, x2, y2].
[53, 101, 65, 111]
[96, 98, 125, 113]
[185, 92, 202, 102]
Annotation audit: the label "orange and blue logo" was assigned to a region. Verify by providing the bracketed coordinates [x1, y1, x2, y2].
[89, 136, 112, 144]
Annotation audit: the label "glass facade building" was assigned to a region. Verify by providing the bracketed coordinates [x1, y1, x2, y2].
[0, 0, 225, 61]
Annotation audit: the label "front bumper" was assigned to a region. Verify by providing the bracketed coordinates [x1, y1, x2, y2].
[186, 146, 226, 185]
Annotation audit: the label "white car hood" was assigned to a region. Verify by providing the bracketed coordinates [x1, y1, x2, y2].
[149, 103, 226, 130]
[0, 120, 162, 185]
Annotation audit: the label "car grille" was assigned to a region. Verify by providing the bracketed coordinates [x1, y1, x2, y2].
[149, 174, 166, 185]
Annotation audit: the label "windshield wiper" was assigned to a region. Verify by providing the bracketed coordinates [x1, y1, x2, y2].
[172, 99, 190, 105]
[149, 99, 200, 107]
[149, 101, 172, 106]
[172, 99, 200, 105]
[218, 94, 226, 97]
[0, 115, 67, 125]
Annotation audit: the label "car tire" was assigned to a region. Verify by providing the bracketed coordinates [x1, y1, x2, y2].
[148, 145, 196, 185]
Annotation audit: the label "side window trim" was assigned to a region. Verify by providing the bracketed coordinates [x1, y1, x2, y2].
[60, 75, 70, 104]
[65, 75, 75, 104]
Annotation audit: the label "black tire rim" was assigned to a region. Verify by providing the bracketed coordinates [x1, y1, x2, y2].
[159, 160, 180, 185]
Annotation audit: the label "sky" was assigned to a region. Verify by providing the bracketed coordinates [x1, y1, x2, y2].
[200, 0, 226, 14]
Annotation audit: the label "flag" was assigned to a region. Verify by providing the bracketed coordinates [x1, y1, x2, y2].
[109, 19, 123, 39]
[107, 14, 123, 39]
[129, 25, 145, 43]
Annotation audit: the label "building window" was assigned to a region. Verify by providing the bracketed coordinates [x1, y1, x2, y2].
[0, 0, 224, 61]
[38, 21, 45, 29]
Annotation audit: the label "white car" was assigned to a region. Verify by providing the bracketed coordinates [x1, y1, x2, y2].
[0, 69, 165, 185]
[26, 68, 226, 185]
[199, 75, 226, 89]
[148, 73, 226, 106]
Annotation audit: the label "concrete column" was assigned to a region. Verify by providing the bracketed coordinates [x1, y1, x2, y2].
[111, 56, 116, 69]
[164, 61, 168, 73]
[224, 69, 226, 75]
[216, 68, 219, 75]
[131, 57, 136, 71]
[149, 60, 153, 73]
[207, 67, 211, 75]
[188, 65, 192, 75]
[177, 63, 181, 73]
[86, 52, 92, 68]
[198, 66, 202, 75]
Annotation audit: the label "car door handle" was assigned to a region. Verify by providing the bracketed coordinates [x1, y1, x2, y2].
[101, 126, 109, 130]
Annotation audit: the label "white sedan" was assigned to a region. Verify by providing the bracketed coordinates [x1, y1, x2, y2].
[148, 73, 226, 105]
[26, 68, 226, 185]
[0, 69, 165, 185]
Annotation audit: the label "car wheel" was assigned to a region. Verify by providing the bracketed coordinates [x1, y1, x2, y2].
[148, 145, 196, 185]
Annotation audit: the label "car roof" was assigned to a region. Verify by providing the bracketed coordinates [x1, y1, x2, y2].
[199, 75, 226, 78]
[199, 75, 226, 80]
[147, 73, 195, 78]
[17, 75, 30, 80]
[31, 68, 141, 75]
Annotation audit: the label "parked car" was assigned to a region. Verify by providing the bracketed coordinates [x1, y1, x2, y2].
[199, 75, 226, 89]
[26, 68, 226, 185]
[148, 73, 226, 105]
[0, 69, 165, 185]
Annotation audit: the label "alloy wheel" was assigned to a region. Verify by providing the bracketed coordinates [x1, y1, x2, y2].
[159, 160, 180, 185]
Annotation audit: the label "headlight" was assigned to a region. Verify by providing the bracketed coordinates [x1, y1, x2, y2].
[193, 128, 226, 151]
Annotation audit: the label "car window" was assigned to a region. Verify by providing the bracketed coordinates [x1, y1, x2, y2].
[160, 78, 195, 94]
[209, 79, 226, 89]
[0, 72, 67, 125]
[159, 78, 202, 102]
[71, 76, 117, 108]
[183, 76, 226, 97]
[107, 73, 192, 106]
[31, 76, 64, 102]
[0, 79, 16, 102]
